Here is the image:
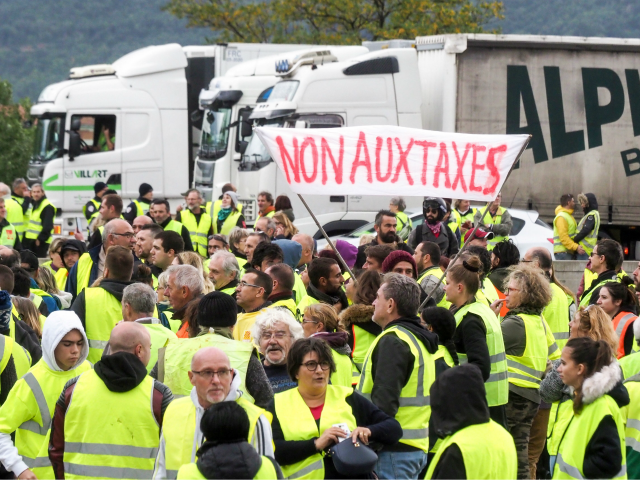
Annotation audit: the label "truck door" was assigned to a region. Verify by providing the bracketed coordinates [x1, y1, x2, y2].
[64, 112, 122, 213]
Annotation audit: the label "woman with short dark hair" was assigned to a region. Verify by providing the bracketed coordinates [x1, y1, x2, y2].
[268, 337, 402, 479]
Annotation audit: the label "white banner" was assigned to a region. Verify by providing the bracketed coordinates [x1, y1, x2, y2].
[255, 125, 530, 201]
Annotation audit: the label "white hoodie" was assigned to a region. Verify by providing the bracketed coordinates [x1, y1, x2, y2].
[153, 372, 274, 479]
[0, 311, 90, 475]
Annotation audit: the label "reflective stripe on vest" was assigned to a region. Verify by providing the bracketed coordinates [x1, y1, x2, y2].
[133, 200, 149, 217]
[164, 220, 184, 234]
[576, 210, 600, 256]
[454, 301, 508, 406]
[425, 420, 517, 480]
[579, 277, 619, 307]
[25, 199, 56, 240]
[180, 210, 212, 257]
[275, 385, 357, 479]
[613, 312, 637, 359]
[75, 253, 94, 296]
[0, 223, 18, 247]
[482, 207, 508, 249]
[623, 377, 640, 477]
[63, 371, 159, 479]
[553, 211, 577, 253]
[357, 326, 433, 451]
[84, 287, 123, 363]
[506, 314, 548, 389]
[213, 210, 242, 236]
[544, 283, 571, 351]
[553, 395, 626, 479]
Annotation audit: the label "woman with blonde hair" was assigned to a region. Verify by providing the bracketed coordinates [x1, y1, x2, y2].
[12, 297, 42, 338]
[175, 251, 215, 294]
[273, 211, 298, 240]
[36, 267, 73, 309]
[541, 304, 618, 472]
[302, 303, 355, 387]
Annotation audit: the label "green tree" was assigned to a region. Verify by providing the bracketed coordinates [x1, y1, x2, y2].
[164, 0, 504, 44]
[0, 80, 33, 185]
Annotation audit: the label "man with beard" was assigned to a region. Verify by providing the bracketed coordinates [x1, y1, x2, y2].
[355, 210, 413, 269]
[297, 258, 348, 313]
[408, 197, 459, 258]
[136, 223, 163, 279]
[252, 308, 304, 393]
[176, 189, 212, 257]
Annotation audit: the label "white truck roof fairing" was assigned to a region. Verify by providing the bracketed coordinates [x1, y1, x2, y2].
[112, 43, 188, 77]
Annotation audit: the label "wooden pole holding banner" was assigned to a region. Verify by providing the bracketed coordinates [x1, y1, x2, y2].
[418, 134, 532, 310]
[297, 194, 357, 287]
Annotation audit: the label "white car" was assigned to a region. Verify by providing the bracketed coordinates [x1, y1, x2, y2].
[316, 207, 554, 259]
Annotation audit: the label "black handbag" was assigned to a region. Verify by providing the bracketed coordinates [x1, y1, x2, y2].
[329, 439, 378, 476]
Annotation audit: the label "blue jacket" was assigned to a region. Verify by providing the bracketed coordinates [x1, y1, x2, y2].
[30, 278, 59, 313]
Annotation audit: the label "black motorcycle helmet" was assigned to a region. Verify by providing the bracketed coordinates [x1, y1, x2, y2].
[423, 197, 447, 221]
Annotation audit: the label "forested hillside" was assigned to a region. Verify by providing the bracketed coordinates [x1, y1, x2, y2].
[2, 0, 640, 101]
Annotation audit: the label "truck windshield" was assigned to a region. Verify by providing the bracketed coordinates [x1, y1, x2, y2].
[199, 108, 231, 160]
[32, 116, 63, 162]
[238, 120, 283, 171]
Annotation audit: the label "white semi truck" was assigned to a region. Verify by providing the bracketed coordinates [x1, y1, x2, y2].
[29, 42, 316, 234]
[240, 34, 640, 256]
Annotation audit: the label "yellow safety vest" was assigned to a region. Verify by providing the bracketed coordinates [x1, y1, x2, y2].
[553, 394, 626, 479]
[25, 198, 56, 241]
[454, 301, 508, 406]
[206, 199, 243, 219]
[162, 309, 181, 334]
[43, 261, 69, 292]
[83, 198, 101, 223]
[622, 375, 640, 479]
[162, 334, 254, 400]
[0, 358, 92, 476]
[457, 207, 477, 248]
[257, 210, 275, 219]
[162, 395, 271, 479]
[8, 316, 33, 378]
[270, 297, 301, 321]
[62, 371, 159, 479]
[5, 198, 25, 239]
[74, 252, 94, 296]
[177, 456, 277, 480]
[580, 276, 619, 307]
[213, 210, 243, 236]
[164, 219, 184, 234]
[553, 211, 577, 254]
[143, 323, 177, 375]
[330, 348, 355, 388]
[84, 287, 123, 363]
[297, 295, 320, 313]
[293, 272, 307, 306]
[620, 353, 640, 379]
[132, 199, 150, 217]
[417, 266, 451, 309]
[351, 324, 377, 374]
[433, 344, 455, 368]
[180, 210, 212, 257]
[426, 420, 517, 479]
[234, 309, 269, 343]
[576, 210, 600, 256]
[505, 314, 548, 390]
[274, 385, 357, 479]
[357, 325, 433, 452]
[0, 223, 18, 248]
[482, 207, 508, 250]
[544, 283, 571, 351]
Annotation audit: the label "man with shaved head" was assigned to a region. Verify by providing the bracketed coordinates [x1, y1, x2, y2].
[133, 214, 154, 235]
[154, 347, 273, 478]
[49, 322, 173, 480]
[291, 233, 314, 304]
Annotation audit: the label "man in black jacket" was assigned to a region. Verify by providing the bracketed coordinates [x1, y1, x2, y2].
[356, 272, 438, 479]
[408, 197, 458, 258]
[580, 239, 622, 306]
[355, 210, 413, 269]
[22, 184, 55, 257]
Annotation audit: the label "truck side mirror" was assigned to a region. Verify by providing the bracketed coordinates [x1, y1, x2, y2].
[70, 117, 81, 131]
[238, 141, 248, 156]
[68, 131, 82, 159]
[240, 121, 253, 139]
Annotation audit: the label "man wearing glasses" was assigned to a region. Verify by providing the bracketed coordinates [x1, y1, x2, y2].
[154, 347, 273, 479]
[87, 193, 124, 250]
[233, 271, 273, 343]
[66, 219, 136, 301]
[579, 239, 622, 307]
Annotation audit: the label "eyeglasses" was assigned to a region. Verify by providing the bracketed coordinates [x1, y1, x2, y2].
[302, 319, 319, 325]
[191, 369, 231, 381]
[261, 331, 290, 340]
[301, 361, 331, 371]
[113, 232, 135, 239]
[505, 287, 520, 294]
[425, 207, 439, 214]
[590, 251, 602, 257]
[239, 281, 262, 289]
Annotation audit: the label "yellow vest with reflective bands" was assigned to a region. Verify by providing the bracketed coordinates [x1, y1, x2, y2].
[207, 199, 243, 219]
[0, 223, 18, 248]
[180, 210, 212, 257]
[294, 272, 307, 306]
[84, 287, 123, 363]
[553, 394, 626, 479]
[177, 456, 277, 480]
[357, 325, 433, 452]
[143, 324, 177, 374]
[506, 314, 548, 389]
[351, 324, 376, 374]
[213, 210, 243, 236]
[5, 198, 25, 239]
[454, 301, 508, 406]
[622, 375, 640, 478]
[547, 398, 573, 456]
[580, 276, 619, 307]
[162, 334, 254, 399]
[620, 353, 640, 379]
[0, 359, 92, 477]
[275, 385, 357, 479]
[426, 420, 517, 479]
[133, 199, 149, 217]
[162, 394, 271, 479]
[25, 199, 56, 241]
[8, 315, 32, 378]
[576, 210, 600, 256]
[164, 219, 184, 234]
[544, 283, 571, 350]
[62, 371, 159, 480]
[553, 211, 577, 253]
[74, 252, 94, 296]
[417, 266, 451, 308]
[482, 207, 508, 250]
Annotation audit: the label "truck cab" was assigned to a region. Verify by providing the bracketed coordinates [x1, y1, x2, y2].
[240, 47, 424, 235]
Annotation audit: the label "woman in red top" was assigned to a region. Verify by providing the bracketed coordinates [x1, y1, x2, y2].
[596, 280, 638, 358]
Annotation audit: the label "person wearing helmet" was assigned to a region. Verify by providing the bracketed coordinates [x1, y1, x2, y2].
[408, 197, 459, 258]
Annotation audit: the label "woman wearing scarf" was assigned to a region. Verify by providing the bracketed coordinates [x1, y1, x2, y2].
[214, 191, 246, 236]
